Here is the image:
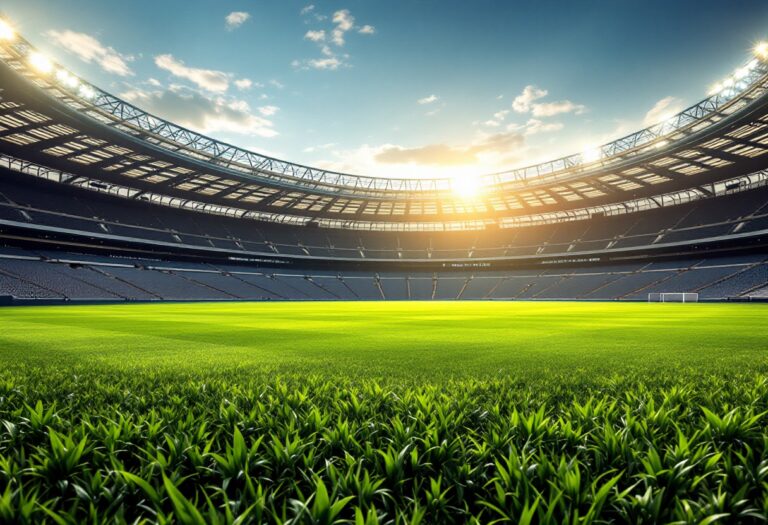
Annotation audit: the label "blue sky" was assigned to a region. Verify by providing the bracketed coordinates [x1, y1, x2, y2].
[3, 0, 768, 178]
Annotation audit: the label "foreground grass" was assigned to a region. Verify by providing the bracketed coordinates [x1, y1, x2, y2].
[0, 301, 767, 523]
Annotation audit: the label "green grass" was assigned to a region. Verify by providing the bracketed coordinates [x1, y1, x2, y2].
[1, 301, 767, 523]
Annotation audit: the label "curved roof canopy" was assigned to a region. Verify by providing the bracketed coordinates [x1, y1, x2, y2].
[2, 18, 768, 227]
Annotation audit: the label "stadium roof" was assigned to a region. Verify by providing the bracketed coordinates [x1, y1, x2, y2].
[2, 19, 768, 228]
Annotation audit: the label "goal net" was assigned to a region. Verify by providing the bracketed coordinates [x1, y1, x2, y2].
[648, 292, 699, 303]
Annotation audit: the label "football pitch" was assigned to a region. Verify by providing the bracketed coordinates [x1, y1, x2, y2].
[1, 301, 767, 523]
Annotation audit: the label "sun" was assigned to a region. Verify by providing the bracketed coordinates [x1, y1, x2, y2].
[451, 175, 481, 199]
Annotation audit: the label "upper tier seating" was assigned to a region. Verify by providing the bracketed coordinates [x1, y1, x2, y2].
[2, 168, 768, 262]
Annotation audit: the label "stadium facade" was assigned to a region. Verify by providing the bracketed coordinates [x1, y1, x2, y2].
[1, 21, 768, 303]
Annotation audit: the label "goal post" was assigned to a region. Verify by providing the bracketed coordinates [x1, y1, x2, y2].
[648, 292, 699, 303]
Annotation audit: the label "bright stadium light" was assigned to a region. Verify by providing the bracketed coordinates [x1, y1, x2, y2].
[451, 175, 481, 198]
[56, 69, 79, 89]
[78, 84, 96, 100]
[710, 58, 760, 97]
[0, 18, 15, 40]
[29, 52, 53, 74]
[734, 66, 750, 80]
[754, 42, 768, 59]
[581, 146, 601, 163]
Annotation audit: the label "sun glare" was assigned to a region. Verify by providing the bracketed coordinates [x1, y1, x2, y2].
[754, 41, 768, 59]
[0, 18, 15, 41]
[581, 146, 602, 163]
[56, 69, 79, 89]
[78, 84, 96, 100]
[451, 175, 481, 199]
[29, 52, 53, 74]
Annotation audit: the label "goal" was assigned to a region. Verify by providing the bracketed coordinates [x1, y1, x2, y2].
[648, 292, 699, 302]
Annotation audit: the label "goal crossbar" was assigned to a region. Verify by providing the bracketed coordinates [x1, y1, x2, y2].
[648, 292, 699, 303]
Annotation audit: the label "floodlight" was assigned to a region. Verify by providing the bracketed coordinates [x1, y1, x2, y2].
[78, 84, 96, 100]
[56, 69, 79, 89]
[581, 147, 601, 163]
[754, 42, 768, 58]
[0, 18, 15, 40]
[734, 67, 749, 80]
[29, 52, 53, 74]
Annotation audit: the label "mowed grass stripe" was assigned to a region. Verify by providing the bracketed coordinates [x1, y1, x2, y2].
[1, 302, 767, 377]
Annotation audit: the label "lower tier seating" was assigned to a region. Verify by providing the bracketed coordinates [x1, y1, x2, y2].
[1, 247, 766, 302]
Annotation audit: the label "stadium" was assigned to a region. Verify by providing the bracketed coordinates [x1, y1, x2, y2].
[1, 3, 768, 524]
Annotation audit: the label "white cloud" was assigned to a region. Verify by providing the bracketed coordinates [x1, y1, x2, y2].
[485, 112, 565, 141]
[511, 84, 586, 118]
[295, 8, 371, 71]
[155, 54, 230, 93]
[643, 96, 685, 126]
[301, 4, 327, 22]
[531, 100, 586, 117]
[375, 144, 479, 166]
[257, 105, 279, 116]
[512, 85, 548, 113]
[293, 56, 344, 70]
[418, 94, 439, 105]
[308, 135, 532, 179]
[269, 79, 285, 89]
[316, 132, 527, 171]
[521, 118, 564, 135]
[45, 29, 134, 76]
[312, 57, 343, 70]
[483, 109, 513, 128]
[234, 78, 253, 90]
[331, 9, 355, 46]
[120, 85, 277, 137]
[304, 29, 326, 42]
[225, 11, 250, 30]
